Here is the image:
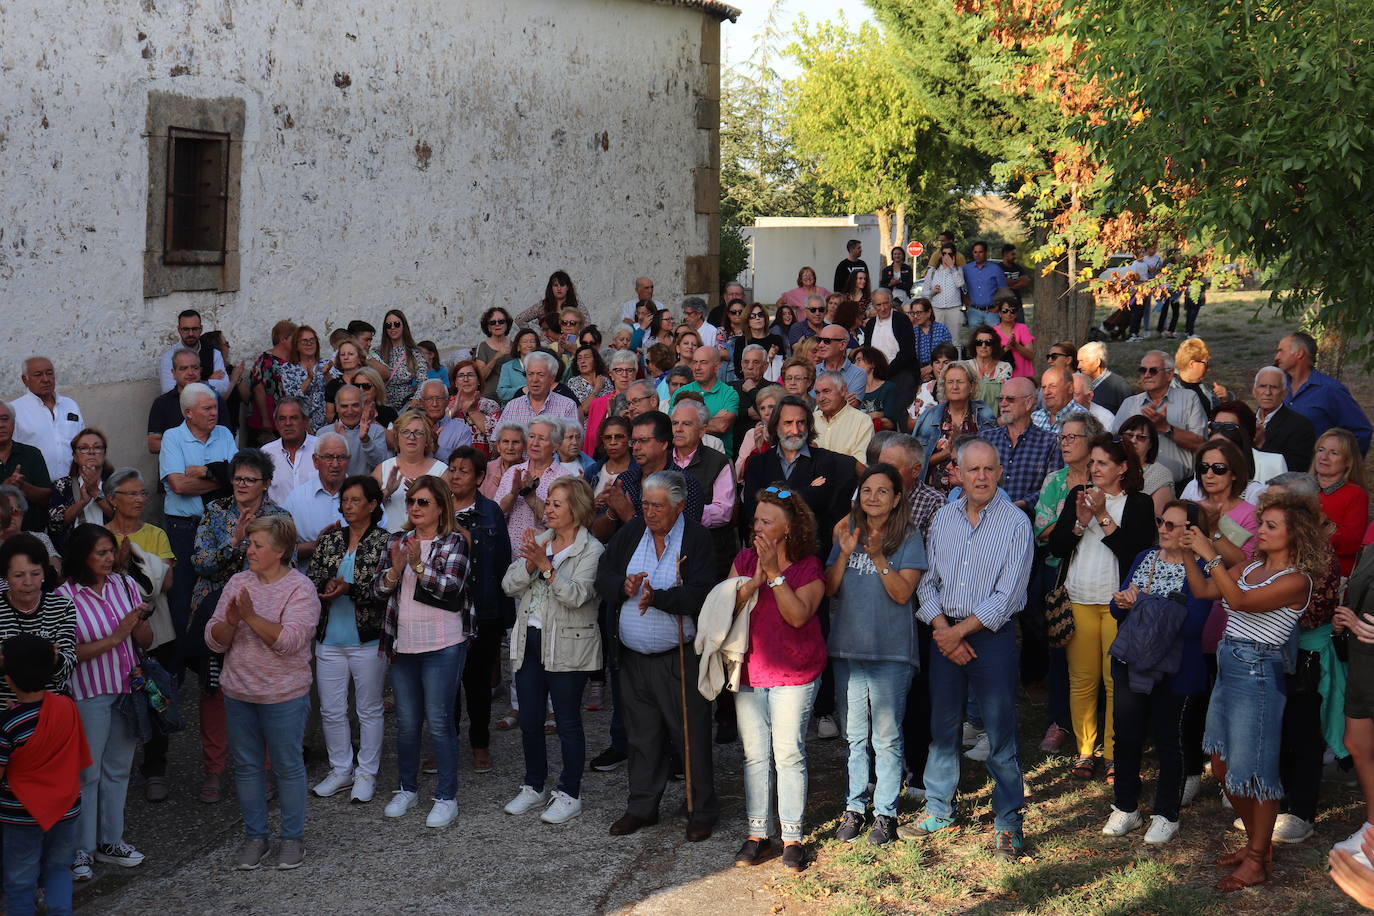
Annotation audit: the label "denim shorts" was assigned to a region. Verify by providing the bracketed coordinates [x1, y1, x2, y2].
[1203, 637, 1287, 800]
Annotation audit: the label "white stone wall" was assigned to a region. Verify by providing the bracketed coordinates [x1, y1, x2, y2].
[0, 0, 717, 483]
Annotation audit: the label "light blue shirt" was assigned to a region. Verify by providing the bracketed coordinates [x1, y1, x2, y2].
[618, 515, 694, 654]
[917, 492, 1033, 633]
[434, 416, 474, 464]
[284, 480, 389, 548]
[158, 422, 237, 518]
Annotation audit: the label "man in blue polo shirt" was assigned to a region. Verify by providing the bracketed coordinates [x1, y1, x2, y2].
[1275, 332, 1371, 454]
[961, 241, 1008, 329]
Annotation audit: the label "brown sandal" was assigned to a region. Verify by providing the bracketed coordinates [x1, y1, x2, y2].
[1071, 757, 1096, 779]
[1215, 849, 1270, 892]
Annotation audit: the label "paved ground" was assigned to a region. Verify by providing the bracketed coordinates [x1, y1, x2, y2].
[73, 674, 837, 916]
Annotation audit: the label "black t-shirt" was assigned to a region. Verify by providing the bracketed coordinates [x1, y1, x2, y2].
[833, 258, 870, 294]
[731, 381, 763, 458]
[146, 389, 231, 436]
[1000, 260, 1026, 305]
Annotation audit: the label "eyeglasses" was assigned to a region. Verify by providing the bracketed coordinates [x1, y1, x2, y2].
[75, 445, 106, 453]
[611, 367, 636, 375]
[1155, 516, 1183, 531]
[1198, 462, 1231, 476]
[997, 394, 1028, 402]
[316, 454, 349, 463]
[1058, 433, 1084, 443]
[385, 321, 403, 330]
[763, 487, 793, 499]
[628, 395, 655, 405]
[405, 496, 433, 507]
[114, 489, 148, 499]
[1138, 365, 1165, 376]
[629, 436, 658, 446]
[398, 429, 426, 440]
[232, 476, 263, 486]
[454, 372, 478, 380]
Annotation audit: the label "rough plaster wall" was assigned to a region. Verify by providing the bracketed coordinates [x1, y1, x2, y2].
[0, 0, 712, 401]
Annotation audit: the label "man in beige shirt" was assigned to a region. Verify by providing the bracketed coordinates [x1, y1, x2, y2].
[812, 370, 873, 473]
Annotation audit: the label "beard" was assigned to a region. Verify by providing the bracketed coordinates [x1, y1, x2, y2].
[778, 434, 806, 451]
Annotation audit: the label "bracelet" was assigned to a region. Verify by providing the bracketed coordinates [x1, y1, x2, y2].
[1098, 516, 1112, 527]
[1203, 555, 1223, 573]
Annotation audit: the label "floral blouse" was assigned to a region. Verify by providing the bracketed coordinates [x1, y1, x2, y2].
[926, 407, 982, 492]
[47, 470, 112, 549]
[447, 395, 502, 454]
[281, 361, 327, 429]
[566, 375, 612, 405]
[190, 498, 292, 611]
[306, 523, 390, 644]
[380, 345, 428, 411]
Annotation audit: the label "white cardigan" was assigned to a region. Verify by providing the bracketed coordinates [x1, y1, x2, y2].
[693, 576, 758, 700]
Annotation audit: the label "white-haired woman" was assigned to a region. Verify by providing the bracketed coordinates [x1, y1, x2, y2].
[494, 416, 567, 551]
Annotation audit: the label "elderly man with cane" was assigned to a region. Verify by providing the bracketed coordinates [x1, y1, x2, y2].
[595, 470, 718, 840]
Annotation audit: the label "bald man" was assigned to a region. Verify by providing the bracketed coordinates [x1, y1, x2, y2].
[619, 276, 663, 325]
[983, 377, 1062, 512]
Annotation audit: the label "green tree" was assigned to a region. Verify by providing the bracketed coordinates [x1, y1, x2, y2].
[1072, 0, 1374, 361]
[782, 18, 988, 260]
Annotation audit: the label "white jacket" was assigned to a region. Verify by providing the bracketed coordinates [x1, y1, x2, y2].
[694, 576, 757, 700]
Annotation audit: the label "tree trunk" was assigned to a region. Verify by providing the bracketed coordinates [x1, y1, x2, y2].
[1030, 220, 1095, 365]
[876, 207, 892, 271]
[894, 203, 907, 253]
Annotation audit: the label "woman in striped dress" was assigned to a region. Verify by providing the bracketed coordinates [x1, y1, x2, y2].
[56, 524, 154, 882]
[0, 533, 77, 706]
[1183, 491, 1332, 892]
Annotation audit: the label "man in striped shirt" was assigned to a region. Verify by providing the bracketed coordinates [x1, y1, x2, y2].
[901, 438, 1033, 861]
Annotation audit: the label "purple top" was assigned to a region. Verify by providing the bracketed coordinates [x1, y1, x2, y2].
[734, 549, 827, 688]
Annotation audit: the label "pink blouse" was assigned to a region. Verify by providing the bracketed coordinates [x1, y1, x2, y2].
[205, 569, 320, 704]
[734, 549, 827, 688]
[994, 322, 1036, 378]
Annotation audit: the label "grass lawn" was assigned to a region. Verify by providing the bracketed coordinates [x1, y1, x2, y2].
[778, 290, 1374, 915]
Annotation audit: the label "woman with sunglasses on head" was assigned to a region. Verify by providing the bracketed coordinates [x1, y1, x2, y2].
[1312, 429, 1369, 578]
[911, 362, 996, 492]
[1048, 434, 1157, 784]
[373, 476, 473, 829]
[825, 464, 926, 847]
[728, 486, 827, 872]
[1117, 415, 1176, 517]
[445, 359, 501, 456]
[1182, 491, 1330, 891]
[1100, 500, 1215, 845]
[373, 410, 448, 530]
[377, 309, 427, 412]
[964, 328, 1013, 406]
[474, 307, 513, 393]
[777, 266, 831, 314]
[922, 244, 967, 342]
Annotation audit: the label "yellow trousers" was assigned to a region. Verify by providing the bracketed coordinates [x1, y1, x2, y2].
[1067, 602, 1117, 760]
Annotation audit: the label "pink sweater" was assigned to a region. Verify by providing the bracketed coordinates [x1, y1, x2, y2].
[205, 569, 320, 704]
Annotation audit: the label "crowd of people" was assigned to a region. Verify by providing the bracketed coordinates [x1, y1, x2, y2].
[0, 236, 1372, 911]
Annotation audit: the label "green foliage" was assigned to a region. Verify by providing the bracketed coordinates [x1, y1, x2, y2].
[719, 221, 749, 287]
[780, 18, 987, 234]
[1072, 0, 1374, 358]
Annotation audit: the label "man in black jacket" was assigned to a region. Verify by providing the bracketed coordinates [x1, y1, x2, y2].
[595, 470, 719, 841]
[1253, 366, 1316, 473]
[862, 289, 919, 408]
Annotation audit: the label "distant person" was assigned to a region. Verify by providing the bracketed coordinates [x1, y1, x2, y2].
[832, 239, 870, 295]
[1274, 332, 1371, 454]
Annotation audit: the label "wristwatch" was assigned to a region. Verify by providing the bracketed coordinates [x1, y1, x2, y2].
[879, 566, 891, 576]
[411, 561, 424, 574]
[766, 575, 785, 589]
[1098, 516, 1112, 527]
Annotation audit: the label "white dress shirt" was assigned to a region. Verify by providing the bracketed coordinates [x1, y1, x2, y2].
[11, 391, 84, 479]
[262, 435, 319, 507]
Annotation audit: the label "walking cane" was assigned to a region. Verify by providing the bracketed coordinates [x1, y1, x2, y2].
[675, 554, 694, 818]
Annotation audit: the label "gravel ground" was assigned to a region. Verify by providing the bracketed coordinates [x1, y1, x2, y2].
[73, 673, 837, 916]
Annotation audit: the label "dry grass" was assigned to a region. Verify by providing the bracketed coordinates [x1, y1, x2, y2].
[779, 290, 1374, 914]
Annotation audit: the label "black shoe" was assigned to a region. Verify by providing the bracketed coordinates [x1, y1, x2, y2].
[608, 812, 658, 836]
[590, 747, 627, 772]
[781, 843, 807, 872]
[868, 814, 898, 846]
[733, 837, 778, 867]
[835, 810, 865, 843]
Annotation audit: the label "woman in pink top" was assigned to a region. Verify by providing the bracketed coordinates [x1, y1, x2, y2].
[776, 266, 830, 313]
[992, 295, 1036, 378]
[205, 515, 320, 871]
[727, 487, 826, 873]
[57, 524, 153, 880]
[371, 475, 472, 830]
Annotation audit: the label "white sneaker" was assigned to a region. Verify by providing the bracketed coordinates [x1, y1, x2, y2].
[1334, 823, 1374, 855]
[540, 790, 583, 824]
[1143, 815, 1179, 844]
[1102, 806, 1144, 836]
[1232, 816, 1244, 831]
[426, 798, 458, 828]
[963, 733, 991, 762]
[961, 722, 984, 747]
[1180, 775, 1202, 807]
[1272, 813, 1314, 844]
[350, 773, 376, 804]
[816, 715, 840, 739]
[504, 784, 551, 815]
[383, 789, 418, 818]
[312, 768, 354, 798]
[1221, 792, 1233, 810]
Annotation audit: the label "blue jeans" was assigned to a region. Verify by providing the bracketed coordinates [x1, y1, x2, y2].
[834, 659, 912, 817]
[75, 693, 138, 854]
[3, 816, 78, 916]
[924, 624, 1024, 830]
[735, 678, 819, 842]
[966, 306, 998, 328]
[514, 627, 589, 797]
[224, 693, 310, 840]
[392, 641, 469, 799]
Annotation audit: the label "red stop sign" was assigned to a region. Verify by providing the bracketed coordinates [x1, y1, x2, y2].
[906, 240, 925, 260]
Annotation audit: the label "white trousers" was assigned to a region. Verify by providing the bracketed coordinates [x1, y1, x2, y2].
[314, 642, 388, 777]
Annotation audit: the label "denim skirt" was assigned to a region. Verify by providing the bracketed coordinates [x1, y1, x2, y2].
[1202, 637, 1287, 800]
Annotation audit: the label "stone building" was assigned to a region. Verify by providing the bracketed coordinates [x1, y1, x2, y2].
[0, 0, 737, 484]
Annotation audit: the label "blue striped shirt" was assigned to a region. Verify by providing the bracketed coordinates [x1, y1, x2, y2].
[618, 514, 694, 653]
[917, 492, 1033, 632]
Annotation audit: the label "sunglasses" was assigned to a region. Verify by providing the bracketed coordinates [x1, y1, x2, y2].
[763, 486, 793, 499]
[729, 309, 743, 316]
[405, 496, 433, 507]
[749, 313, 766, 320]
[385, 321, 403, 329]
[1198, 462, 1231, 476]
[488, 319, 508, 327]
[1208, 422, 1240, 435]
[806, 307, 824, 313]
[560, 320, 579, 327]
[999, 308, 1017, 314]
[1120, 431, 1150, 442]
[1138, 365, 1164, 375]
[356, 382, 374, 390]
[1155, 516, 1184, 531]
[974, 339, 995, 347]
[397, 428, 426, 439]
[1048, 351, 1070, 359]
[820, 337, 847, 344]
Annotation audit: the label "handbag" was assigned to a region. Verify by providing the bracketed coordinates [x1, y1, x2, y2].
[1044, 572, 1075, 648]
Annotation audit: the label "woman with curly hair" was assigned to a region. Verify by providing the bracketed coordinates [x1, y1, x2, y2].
[1183, 491, 1332, 891]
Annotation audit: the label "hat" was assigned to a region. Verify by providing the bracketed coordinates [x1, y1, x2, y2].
[992, 286, 1017, 305]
